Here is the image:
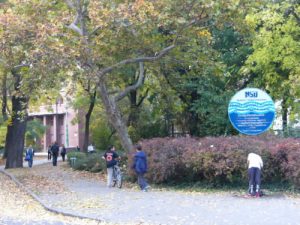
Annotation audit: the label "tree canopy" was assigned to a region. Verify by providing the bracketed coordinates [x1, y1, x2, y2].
[0, 0, 299, 166]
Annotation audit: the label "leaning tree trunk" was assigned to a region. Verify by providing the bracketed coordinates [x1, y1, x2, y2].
[5, 95, 28, 169]
[98, 80, 133, 152]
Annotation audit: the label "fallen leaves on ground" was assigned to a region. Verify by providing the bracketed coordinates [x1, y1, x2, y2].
[0, 173, 114, 225]
[0, 158, 5, 166]
[8, 166, 69, 195]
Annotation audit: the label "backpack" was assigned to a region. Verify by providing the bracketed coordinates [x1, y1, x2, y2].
[25, 148, 33, 160]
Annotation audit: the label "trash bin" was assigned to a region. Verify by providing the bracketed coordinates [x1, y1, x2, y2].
[70, 157, 77, 167]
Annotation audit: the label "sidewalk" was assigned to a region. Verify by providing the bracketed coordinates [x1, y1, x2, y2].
[2, 159, 300, 225]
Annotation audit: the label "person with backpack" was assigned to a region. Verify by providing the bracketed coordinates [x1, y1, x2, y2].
[60, 144, 67, 162]
[247, 152, 263, 197]
[51, 141, 59, 166]
[102, 145, 120, 188]
[25, 145, 34, 168]
[132, 144, 150, 192]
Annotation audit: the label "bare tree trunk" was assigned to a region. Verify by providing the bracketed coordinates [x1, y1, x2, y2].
[82, 90, 96, 152]
[127, 90, 138, 127]
[5, 96, 28, 169]
[1, 73, 8, 122]
[5, 71, 29, 169]
[98, 80, 133, 152]
[1, 73, 8, 159]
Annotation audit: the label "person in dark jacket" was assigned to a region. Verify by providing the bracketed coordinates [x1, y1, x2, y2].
[51, 142, 59, 166]
[47, 145, 52, 160]
[132, 144, 149, 192]
[25, 145, 34, 168]
[60, 144, 67, 162]
[102, 145, 119, 187]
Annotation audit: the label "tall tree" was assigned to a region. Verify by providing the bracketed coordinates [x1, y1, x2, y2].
[243, 1, 300, 131]
[71, 78, 97, 152]
[62, 0, 216, 151]
[0, 1, 63, 168]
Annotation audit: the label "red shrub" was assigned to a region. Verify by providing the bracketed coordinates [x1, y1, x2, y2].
[127, 135, 300, 188]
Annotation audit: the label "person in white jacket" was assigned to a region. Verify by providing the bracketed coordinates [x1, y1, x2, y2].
[247, 153, 263, 197]
[87, 144, 95, 154]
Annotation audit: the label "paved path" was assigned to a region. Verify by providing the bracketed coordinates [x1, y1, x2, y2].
[41, 181, 300, 225]
[0, 217, 73, 225]
[2, 159, 300, 225]
[0, 157, 59, 170]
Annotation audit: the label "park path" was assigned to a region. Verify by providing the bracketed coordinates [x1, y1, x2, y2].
[2, 158, 300, 225]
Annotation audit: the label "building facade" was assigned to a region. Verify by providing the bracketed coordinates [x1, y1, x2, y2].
[28, 99, 84, 152]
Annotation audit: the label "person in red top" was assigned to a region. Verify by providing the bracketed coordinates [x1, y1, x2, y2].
[102, 145, 119, 187]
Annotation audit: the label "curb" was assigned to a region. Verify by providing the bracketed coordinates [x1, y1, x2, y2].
[0, 167, 103, 223]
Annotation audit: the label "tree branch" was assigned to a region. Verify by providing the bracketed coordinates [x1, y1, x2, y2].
[13, 63, 30, 70]
[65, 0, 84, 35]
[65, 0, 75, 9]
[88, 26, 102, 37]
[115, 62, 145, 102]
[137, 88, 149, 107]
[67, 15, 83, 35]
[96, 11, 209, 78]
[99, 45, 175, 77]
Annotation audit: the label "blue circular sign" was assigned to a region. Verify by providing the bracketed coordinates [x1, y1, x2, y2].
[228, 88, 275, 135]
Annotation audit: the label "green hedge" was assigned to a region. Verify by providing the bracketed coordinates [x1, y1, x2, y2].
[67, 152, 106, 173]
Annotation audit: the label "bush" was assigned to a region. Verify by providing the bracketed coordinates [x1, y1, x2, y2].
[274, 140, 300, 187]
[67, 152, 106, 173]
[128, 135, 300, 188]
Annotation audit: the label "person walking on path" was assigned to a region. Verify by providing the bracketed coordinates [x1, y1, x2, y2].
[47, 145, 52, 160]
[132, 144, 149, 192]
[51, 142, 59, 166]
[247, 152, 263, 197]
[102, 145, 119, 187]
[60, 144, 67, 162]
[25, 145, 34, 168]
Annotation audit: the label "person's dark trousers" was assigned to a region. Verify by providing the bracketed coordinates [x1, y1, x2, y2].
[137, 173, 148, 190]
[52, 154, 58, 166]
[248, 167, 261, 194]
[48, 152, 52, 160]
[61, 154, 65, 162]
[28, 159, 33, 168]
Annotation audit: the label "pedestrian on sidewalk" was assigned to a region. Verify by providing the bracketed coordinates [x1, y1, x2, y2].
[25, 145, 34, 168]
[132, 144, 149, 192]
[247, 152, 263, 197]
[51, 142, 59, 166]
[47, 145, 52, 160]
[60, 144, 67, 162]
[102, 145, 119, 187]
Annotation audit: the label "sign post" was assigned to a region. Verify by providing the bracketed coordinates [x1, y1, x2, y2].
[228, 88, 275, 135]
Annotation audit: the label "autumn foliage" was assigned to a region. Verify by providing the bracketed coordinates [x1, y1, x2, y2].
[133, 135, 300, 187]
